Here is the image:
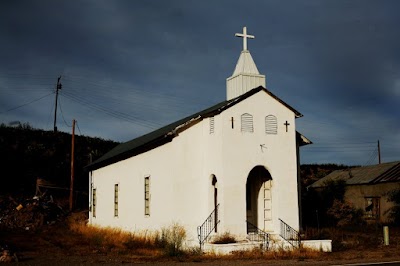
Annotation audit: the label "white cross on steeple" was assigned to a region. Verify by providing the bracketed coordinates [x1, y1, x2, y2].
[235, 26, 255, 51]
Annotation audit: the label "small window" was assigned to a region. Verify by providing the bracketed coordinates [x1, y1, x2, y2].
[241, 113, 253, 132]
[92, 188, 96, 218]
[265, 115, 277, 134]
[365, 197, 380, 219]
[210, 117, 215, 134]
[114, 184, 119, 217]
[144, 176, 150, 216]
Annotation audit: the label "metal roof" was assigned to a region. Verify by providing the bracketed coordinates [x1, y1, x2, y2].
[309, 161, 400, 188]
[87, 86, 303, 171]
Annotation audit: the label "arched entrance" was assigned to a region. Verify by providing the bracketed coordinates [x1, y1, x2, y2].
[246, 166, 272, 231]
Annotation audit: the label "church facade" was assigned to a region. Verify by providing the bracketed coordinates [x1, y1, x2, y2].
[87, 27, 310, 246]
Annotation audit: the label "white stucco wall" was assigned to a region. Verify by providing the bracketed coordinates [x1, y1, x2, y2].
[89, 89, 300, 244]
[218, 90, 299, 237]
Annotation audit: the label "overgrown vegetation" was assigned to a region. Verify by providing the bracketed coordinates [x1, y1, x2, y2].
[300, 164, 355, 227]
[386, 187, 400, 224]
[68, 216, 188, 257]
[155, 223, 187, 256]
[327, 199, 364, 227]
[302, 176, 364, 228]
[227, 246, 321, 260]
[67, 217, 323, 260]
[211, 232, 237, 244]
[302, 225, 400, 252]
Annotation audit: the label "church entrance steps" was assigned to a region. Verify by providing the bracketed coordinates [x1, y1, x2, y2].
[201, 235, 332, 254]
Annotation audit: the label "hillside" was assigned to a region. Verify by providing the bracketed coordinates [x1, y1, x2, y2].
[0, 123, 118, 198]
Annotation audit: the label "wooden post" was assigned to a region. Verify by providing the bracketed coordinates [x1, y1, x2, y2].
[378, 140, 381, 164]
[53, 76, 62, 132]
[69, 119, 76, 211]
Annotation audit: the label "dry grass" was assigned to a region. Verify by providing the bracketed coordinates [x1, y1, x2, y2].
[203, 248, 324, 260]
[63, 213, 400, 262]
[212, 231, 237, 244]
[67, 214, 159, 253]
[67, 215, 188, 257]
[155, 223, 187, 256]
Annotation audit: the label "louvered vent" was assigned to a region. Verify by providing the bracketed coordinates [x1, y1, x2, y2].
[241, 113, 254, 132]
[265, 115, 277, 134]
[210, 117, 215, 134]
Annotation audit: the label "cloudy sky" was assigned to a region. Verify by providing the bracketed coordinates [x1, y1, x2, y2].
[1, 0, 399, 165]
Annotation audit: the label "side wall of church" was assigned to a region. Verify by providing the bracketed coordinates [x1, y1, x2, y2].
[89, 115, 223, 244]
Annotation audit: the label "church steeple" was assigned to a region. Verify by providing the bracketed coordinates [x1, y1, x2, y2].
[226, 27, 266, 100]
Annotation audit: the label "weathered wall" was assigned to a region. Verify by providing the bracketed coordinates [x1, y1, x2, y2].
[345, 183, 397, 223]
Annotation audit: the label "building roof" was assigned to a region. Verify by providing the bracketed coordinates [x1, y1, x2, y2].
[309, 161, 400, 188]
[87, 86, 303, 171]
[297, 132, 313, 147]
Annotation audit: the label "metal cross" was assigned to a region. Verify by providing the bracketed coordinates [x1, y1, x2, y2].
[284, 121, 290, 132]
[235, 26, 255, 51]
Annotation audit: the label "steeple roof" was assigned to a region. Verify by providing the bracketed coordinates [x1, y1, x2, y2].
[232, 50, 260, 76]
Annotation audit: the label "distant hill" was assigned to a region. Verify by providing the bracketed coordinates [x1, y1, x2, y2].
[0, 123, 118, 198]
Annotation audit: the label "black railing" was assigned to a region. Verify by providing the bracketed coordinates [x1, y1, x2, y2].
[246, 221, 270, 250]
[197, 204, 220, 248]
[279, 218, 300, 248]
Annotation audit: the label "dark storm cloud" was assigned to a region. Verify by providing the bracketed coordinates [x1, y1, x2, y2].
[0, 0, 399, 164]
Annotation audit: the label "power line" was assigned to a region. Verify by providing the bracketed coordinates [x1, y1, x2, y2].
[58, 96, 71, 128]
[60, 91, 160, 129]
[76, 120, 82, 136]
[0, 92, 54, 114]
[364, 149, 379, 165]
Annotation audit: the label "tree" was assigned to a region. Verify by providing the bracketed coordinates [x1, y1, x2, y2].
[327, 199, 364, 227]
[385, 187, 400, 224]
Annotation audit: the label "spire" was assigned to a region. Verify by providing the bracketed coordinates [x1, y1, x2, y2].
[226, 26, 266, 100]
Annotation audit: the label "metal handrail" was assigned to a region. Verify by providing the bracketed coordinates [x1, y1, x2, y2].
[246, 221, 270, 250]
[278, 218, 301, 248]
[197, 204, 220, 248]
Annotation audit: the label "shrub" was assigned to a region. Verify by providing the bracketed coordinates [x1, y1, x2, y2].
[327, 199, 365, 227]
[155, 223, 187, 256]
[386, 187, 400, 224]
[212, 232, 237, 244]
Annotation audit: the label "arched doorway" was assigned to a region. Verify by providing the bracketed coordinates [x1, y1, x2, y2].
[246, 166, 272, 231]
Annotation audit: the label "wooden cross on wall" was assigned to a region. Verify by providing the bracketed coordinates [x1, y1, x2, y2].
[284, 121, 290, 132]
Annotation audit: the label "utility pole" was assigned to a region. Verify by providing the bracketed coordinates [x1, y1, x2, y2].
[53, 76, 62, 132]
[69, 119, 76, 211]
[378, 140, 381, 164]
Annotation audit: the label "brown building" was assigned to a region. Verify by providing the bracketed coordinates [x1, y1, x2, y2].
[309, 161, 400, 223]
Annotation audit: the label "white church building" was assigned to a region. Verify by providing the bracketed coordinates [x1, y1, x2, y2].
[87, 27, 314, 250]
